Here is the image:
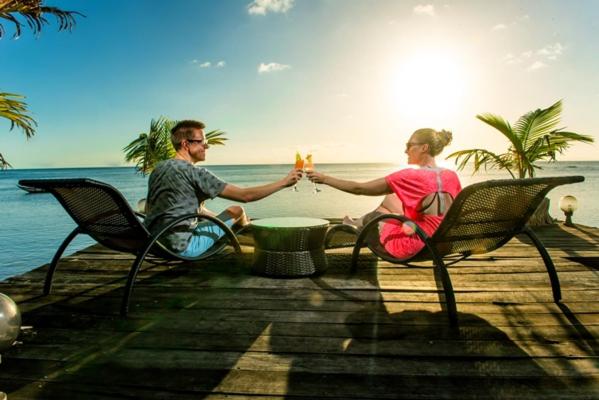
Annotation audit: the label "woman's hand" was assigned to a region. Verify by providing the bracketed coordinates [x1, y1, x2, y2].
[306, 170, 326, 184]
[283, 168, 303, 187]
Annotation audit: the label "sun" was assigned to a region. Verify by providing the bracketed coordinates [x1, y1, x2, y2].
[390, 50, 469, 125]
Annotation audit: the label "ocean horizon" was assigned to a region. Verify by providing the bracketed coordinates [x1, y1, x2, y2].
[1, 161, 597, 281]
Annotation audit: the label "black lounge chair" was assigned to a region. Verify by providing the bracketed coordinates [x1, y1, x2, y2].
[19, 178, 242, 316]
[348, 176, 585, 326]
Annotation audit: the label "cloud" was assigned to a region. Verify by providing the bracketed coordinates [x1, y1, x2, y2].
[192, 60, 226, 69]
[413, 4, 435, 16]
[527, 61, 547, 71]
[503, 50, 532, 65]
[248, 0, 294, 15]
[504, 43, 563, 69]
[494, 14, 529, 31]
[503, 53, 519, 64]
[258, 62, 290, 74]
[537, 42, 564, 60]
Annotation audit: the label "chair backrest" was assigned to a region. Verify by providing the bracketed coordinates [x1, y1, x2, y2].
[429, 176, 584, 256]
[19, 178, 152, 253]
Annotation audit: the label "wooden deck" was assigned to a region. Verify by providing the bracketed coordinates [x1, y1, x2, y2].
[1, 222, 598, 399]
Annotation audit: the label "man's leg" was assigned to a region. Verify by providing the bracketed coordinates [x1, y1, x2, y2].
[224, 205, 250, 227]
[180, 209, 239, 257]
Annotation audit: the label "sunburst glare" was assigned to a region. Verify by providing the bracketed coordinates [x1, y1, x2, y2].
[391, 50, 469, 125]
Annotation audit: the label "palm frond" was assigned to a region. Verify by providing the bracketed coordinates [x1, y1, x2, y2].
[205, 129, 228, 146]
[514, 99, 562, 151]
[0, 92, 36, 138]
[476, 113, 523, 154]
[0, 151, 12, 169]
[0, 1, 83, 38]
[446, 148, 516, 178]
[123, 117, 177, 175]
[526, 131, 594, 163]
[549, 130, 594, 144]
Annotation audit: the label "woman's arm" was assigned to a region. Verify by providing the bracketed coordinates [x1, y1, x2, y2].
[307, 171, 391, 196]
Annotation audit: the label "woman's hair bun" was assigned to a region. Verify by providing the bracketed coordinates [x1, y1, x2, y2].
[437, 129, 453, 147]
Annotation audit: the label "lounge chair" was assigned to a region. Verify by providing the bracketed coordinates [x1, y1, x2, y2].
[346, 175, 585, 326]
[18, 178, 242, 316]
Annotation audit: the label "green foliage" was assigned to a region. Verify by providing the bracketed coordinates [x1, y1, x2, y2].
[0, 92, 36, 169]
[123, 117, 228, 175]
[1, 1, 83, 169]
[447, 100, 594, 178]
[0, 0, 82, 38]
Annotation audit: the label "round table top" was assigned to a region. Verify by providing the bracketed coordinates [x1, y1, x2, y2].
[251, 217, 329, 229]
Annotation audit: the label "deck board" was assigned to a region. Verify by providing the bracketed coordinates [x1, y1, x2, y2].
[1, 223, 599, 399]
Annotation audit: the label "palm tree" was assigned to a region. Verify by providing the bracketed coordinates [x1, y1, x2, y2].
[1, 1, 82, 168]
[447, 100, 594, 179]
[123, 117, 228, 175]
[0, 92, 36, 169]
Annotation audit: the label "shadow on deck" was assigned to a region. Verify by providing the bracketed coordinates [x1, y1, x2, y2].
[1, 223, 598, 399]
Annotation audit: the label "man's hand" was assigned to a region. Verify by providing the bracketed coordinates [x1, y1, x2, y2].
[284, 168, 303, 187]
[306, 170, 325, 184]
[220, 168, 304, 202]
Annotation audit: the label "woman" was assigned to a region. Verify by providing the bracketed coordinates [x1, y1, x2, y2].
[307, 128, 461, 259]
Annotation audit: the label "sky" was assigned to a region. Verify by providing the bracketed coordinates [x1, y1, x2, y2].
[1, 0, 599, 168]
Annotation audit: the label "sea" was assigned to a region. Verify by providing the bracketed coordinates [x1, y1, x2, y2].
[1, 162, 598, 281]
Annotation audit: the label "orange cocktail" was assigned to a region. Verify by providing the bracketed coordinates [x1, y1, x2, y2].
[292, 152, 304, 191]
[304, 153, 320, 193]
[295, 151, 304, 170]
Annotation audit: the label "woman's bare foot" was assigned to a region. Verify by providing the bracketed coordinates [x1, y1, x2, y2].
[342, 215, 363, 229]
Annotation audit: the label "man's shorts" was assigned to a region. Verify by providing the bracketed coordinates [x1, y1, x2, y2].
[179, 212, 235, 258]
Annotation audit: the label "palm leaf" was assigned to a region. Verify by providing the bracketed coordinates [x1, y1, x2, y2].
[0, 1, 83, 38]
[476, 113, 524, 154]
[0, 152, 12, 170]
[205, 129, 228, 146]
[0, 92, 36, 138]
[123, 117, 177, 175]
[446, 148, 516, 178]
[514, 99, 562, 151]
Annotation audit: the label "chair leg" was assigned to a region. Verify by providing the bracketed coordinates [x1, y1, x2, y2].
[350, 230, 368, 272]
[523, 226, 561, 302]
[429, 252, 458, 327]
[225, 229, 242, 255]
[44, 227, 81, 295]
[120, 244, 154, 317]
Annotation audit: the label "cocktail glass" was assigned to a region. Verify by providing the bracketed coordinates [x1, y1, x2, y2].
[292, 151, 304, 191]
[304, 154, 321, 193]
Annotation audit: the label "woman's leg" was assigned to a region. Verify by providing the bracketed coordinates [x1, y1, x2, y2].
[344, 194, 403, 229]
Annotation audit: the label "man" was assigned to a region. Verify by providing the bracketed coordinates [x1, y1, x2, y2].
[144, 120, 301, 257]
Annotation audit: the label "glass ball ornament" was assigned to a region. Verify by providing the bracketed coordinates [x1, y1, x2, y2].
[0, 293, 21, 351]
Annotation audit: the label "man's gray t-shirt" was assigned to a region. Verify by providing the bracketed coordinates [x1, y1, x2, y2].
[144, 159, 227, 252]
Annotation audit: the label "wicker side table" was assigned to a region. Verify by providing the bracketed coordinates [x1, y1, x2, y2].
[251, 217, 329, 277]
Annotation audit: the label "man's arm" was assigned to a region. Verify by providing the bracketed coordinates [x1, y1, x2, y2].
[307, 171, 391, 196]
[219, 169, 302, 203]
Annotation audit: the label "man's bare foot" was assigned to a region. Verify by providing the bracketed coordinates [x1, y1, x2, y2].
[240, 214, 251, 227]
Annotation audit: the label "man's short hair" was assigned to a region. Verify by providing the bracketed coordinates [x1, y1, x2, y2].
[171, 120, 206, 150]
